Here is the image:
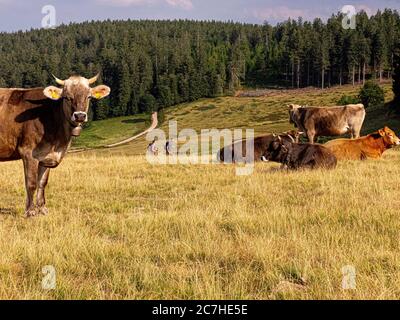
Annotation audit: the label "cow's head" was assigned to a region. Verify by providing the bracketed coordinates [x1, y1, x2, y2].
[43, 74, 110, 125]
[378, 126, 400, 148]
[288, 104, 302, 127]
[262, 135, 291, 162]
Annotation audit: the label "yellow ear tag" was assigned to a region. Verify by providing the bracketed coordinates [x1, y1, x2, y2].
[94, 92, 102, 99]
[51, 91, 59, 99]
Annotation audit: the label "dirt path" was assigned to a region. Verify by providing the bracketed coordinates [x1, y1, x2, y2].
[235, 81, 392, 98]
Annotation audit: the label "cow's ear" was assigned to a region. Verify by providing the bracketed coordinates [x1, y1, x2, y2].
[91, 85, 111, 100]
[43, 86, 63, 100]
[378, 129, 386, 137]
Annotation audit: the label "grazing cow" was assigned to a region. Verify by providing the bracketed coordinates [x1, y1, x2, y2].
[262, 136, 337, 170]
[288, 104, 366, 143]
[218, 130, 302, 163]
[324, 126, 400, 160]
[0, 74, 110, 217]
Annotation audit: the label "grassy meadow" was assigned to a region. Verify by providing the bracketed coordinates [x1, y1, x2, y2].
[71, 113, 149, 149]
[1, 83, 400, 299]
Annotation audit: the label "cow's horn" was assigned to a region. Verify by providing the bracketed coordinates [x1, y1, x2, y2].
[88, 73, 99, 85]
[52, 74, 65, 86]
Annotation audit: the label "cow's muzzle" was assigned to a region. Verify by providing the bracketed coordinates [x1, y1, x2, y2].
[72, 111, 88, 123]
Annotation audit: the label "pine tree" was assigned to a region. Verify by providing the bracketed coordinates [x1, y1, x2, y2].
[392, 49, 400, 105]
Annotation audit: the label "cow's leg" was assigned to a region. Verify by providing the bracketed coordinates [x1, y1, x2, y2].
[352, 128, 361, 139]
[307, 131, 315, 144]
[22, 155, 39, 217]
[37, 166, 50, 215]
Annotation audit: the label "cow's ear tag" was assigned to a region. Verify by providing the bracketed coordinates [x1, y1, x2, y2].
[51, 91, 60, 99]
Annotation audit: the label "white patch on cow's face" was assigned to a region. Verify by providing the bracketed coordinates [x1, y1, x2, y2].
[71, 111, 88, 123]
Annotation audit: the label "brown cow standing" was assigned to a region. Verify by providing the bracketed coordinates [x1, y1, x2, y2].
[324, 126, 400, 160]
[0, 75, 110, 217]
[289, 104, 366, 143]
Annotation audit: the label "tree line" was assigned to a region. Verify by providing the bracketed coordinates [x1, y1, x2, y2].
[0, 9, 399, 120]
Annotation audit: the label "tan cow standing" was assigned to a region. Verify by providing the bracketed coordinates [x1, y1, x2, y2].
[289, 104, 366, 143]
[0, 75, 111, 217]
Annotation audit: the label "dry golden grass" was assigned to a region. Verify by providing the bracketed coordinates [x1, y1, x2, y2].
[1, 150, 400, 299]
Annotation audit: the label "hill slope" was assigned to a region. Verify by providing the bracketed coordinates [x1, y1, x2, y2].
[82, 82, 398, 156]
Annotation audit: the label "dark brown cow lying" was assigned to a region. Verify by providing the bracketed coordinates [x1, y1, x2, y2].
[289, 104, 366, 143]
[262, 136, 337, 170]
[218, 130, 302, 163]
[324, 126, 400, 160]
[0, 75, 110, 217]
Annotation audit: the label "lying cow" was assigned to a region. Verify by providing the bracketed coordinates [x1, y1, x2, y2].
[0, 74, 111, 217]
[324, 126, 400, 160]
[218, 130, 302, 163]
[262, 136, 337, 170]
[289, 104, 366, 144]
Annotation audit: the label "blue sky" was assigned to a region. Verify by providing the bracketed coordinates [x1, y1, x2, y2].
[0, 0, 399, 32]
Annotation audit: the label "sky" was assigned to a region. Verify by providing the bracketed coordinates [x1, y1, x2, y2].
[0, 0, 400, 32]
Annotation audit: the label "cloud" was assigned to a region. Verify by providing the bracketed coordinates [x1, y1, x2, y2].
[354, 4, 374, 16]
[95, 0, 156, 6]
[251, 6, 312, 22]
[165, 0, 193, 10]
[96, 0, 193, 10]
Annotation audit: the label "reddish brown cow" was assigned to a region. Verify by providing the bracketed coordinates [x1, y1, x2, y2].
[324, 126, 400, 160]
[0, 75, 110, 217]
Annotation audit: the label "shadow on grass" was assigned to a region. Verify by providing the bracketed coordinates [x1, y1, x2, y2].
[0, 207, 18, 216]
[121, 119, 146, 124]
[363, 102, 400, 134]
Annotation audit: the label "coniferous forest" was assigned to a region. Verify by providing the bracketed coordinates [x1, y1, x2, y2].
[0, 9, 399, 120]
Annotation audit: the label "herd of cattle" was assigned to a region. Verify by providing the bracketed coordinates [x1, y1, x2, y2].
[0, 75, 399, 217]
[219, 103, 400, 169]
